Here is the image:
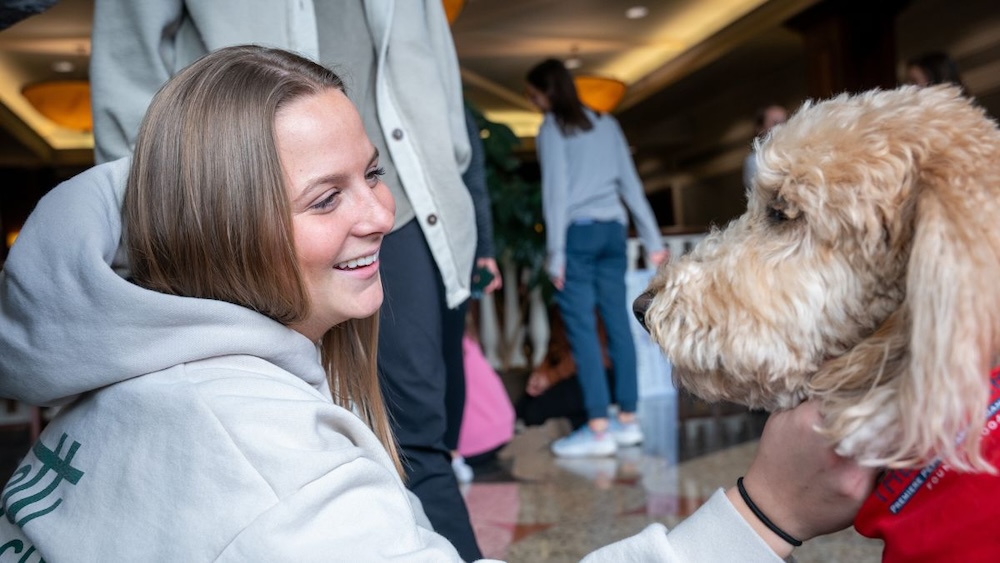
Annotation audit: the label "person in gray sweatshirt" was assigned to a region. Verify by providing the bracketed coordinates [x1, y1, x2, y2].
[525, 58, 669, 459]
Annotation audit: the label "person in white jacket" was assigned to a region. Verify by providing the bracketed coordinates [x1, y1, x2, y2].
[0, 45, 873, 562]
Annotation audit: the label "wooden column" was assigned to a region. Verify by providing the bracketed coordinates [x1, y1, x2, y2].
[787, 0, 911, 99]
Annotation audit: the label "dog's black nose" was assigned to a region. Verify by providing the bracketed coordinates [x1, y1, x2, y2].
[632, 291, 653, 332]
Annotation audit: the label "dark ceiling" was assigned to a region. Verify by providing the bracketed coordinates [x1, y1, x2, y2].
[1, 0, 998, 229]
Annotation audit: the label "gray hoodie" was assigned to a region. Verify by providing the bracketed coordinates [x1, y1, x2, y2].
[0, 159, 470, 561]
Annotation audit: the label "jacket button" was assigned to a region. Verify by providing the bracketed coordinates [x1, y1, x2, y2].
[427, 214, 438, 225]
[392, 128, 404, 140]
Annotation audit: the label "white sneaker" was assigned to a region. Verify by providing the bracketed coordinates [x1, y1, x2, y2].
[451, 455, 474, 484]
[609, 419, 644, 447]
[551, 426, 618, 458]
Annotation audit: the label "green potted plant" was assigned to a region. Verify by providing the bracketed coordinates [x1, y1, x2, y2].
[468, 105, 550, 370]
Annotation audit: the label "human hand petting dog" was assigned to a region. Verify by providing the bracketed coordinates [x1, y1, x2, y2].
[726, 401, 878, 558]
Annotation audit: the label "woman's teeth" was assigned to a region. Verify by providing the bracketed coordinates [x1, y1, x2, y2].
[335, 251, 378, 270]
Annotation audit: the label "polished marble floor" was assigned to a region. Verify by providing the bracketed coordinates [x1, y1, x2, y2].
[462, 394, 885, 562]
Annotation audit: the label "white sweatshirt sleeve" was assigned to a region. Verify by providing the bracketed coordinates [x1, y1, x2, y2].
[215, 455, 473, 562]
[90, 0, 319, 164]
[581, 489, 786, 562]
[188, 364, 498, 562]
[90, 0, 186, 163]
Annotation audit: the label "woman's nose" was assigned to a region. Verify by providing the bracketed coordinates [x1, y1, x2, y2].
[365, 186, 395, 233]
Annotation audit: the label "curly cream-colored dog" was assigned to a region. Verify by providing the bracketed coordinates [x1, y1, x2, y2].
[634, 85, 1000, 473]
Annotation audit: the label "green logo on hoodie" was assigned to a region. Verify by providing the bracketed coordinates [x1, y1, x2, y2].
[1, 433, 85, 528]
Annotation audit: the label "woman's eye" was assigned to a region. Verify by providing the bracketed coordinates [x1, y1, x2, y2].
[311, 191, 340, 211]
[366, 166, 386, 184]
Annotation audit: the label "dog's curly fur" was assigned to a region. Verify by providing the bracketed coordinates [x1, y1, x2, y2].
[639, 85, 1000, 472]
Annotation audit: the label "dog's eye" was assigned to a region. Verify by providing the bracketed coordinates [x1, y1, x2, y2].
[767, 206, 789, 223]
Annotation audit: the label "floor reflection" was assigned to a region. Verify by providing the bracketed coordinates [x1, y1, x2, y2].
[464, 393, 884, 562]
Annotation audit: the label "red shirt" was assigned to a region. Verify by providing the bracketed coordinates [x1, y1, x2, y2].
[854, 368, 1000, 562]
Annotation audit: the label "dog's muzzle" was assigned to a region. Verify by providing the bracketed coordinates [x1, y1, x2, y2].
[632, 291, 654, 332]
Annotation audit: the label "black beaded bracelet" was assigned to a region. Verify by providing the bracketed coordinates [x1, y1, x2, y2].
[736, 477, 803, 547]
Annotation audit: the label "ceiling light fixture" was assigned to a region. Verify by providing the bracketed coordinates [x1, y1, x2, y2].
[625, 6, 649, 19]
[51, 60, 75, 73]
[574, 76, 627, 113]
[564, 43, 585, 71]
[21, 80, 93, 132]
[443, 0, 465, 24]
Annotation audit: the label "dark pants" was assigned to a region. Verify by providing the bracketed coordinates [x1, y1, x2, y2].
[556, 221, 639, 420]
[516, 377, 589, 430]
[378, 220, 481, 561]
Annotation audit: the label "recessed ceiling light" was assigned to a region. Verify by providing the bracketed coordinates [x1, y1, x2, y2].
[625, 6, 648, 19]
[52, 60, 75, 73]
[565, 57, 582, 70]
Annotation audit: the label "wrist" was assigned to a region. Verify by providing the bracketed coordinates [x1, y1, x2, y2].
[725, 485, 797, 559]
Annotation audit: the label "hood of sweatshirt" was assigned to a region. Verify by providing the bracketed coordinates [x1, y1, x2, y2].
[0, 158, 326, 405]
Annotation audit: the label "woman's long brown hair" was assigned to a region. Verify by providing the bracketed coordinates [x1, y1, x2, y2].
[124, 45, 403, 476]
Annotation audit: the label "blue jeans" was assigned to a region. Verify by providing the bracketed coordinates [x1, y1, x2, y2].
[556, 221, 638, 420]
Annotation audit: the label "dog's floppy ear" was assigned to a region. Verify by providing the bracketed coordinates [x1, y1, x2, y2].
[813, 140, 1000, 472]
[892, 176, 999, 471]
[810, 87, 1000, 472]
